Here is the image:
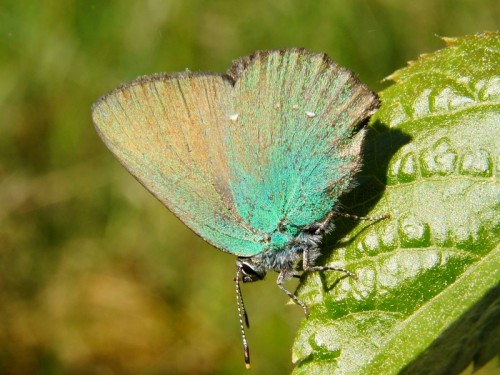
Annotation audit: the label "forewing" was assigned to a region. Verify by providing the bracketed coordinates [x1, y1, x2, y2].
[92, 73, 265, 256]
[226, 50, 379, 232]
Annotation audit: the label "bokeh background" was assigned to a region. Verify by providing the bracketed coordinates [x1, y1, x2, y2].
[0, 1, 498, 374]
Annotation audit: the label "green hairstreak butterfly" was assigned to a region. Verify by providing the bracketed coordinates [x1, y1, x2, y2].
[92, 49, 384, 368]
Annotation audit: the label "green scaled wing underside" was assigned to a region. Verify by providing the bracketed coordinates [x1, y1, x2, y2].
[92, 49, 379, 256]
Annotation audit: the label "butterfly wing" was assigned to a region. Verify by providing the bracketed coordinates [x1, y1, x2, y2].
[92, 73, 266, 256]
[226, 49, 379, 233]
[92, 50, 378, 257]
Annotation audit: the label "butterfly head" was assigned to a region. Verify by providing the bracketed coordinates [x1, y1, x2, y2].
[236, 257, 267, 283]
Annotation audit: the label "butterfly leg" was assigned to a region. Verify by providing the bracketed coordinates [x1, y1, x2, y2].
[302, 247, 358, 280]
[315, 211, 390, 235]
[314, 211, 335, 234]
[277, 271, 308, 315]
[332, 212, 390, 222]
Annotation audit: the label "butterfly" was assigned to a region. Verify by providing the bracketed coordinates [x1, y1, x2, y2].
[92, 49, 382, 368]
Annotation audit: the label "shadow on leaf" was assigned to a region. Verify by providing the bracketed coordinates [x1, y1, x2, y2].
[401, 283, 500, 375]
[316, 120, 411, 268]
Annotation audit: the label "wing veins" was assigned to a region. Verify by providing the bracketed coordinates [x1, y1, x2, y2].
[280, 74, 361, 216]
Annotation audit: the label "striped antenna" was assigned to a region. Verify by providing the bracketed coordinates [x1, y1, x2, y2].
[235, 267, 251, 369]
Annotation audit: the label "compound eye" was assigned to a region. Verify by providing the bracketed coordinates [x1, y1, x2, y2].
[241, 262, 259, 277]
[237, 257, 267, 283]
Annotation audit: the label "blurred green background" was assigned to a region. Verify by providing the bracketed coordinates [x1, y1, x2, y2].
[0, 1, 498, 374]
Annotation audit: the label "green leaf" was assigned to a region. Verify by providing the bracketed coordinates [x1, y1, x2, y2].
[292, 32, 500, 375]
